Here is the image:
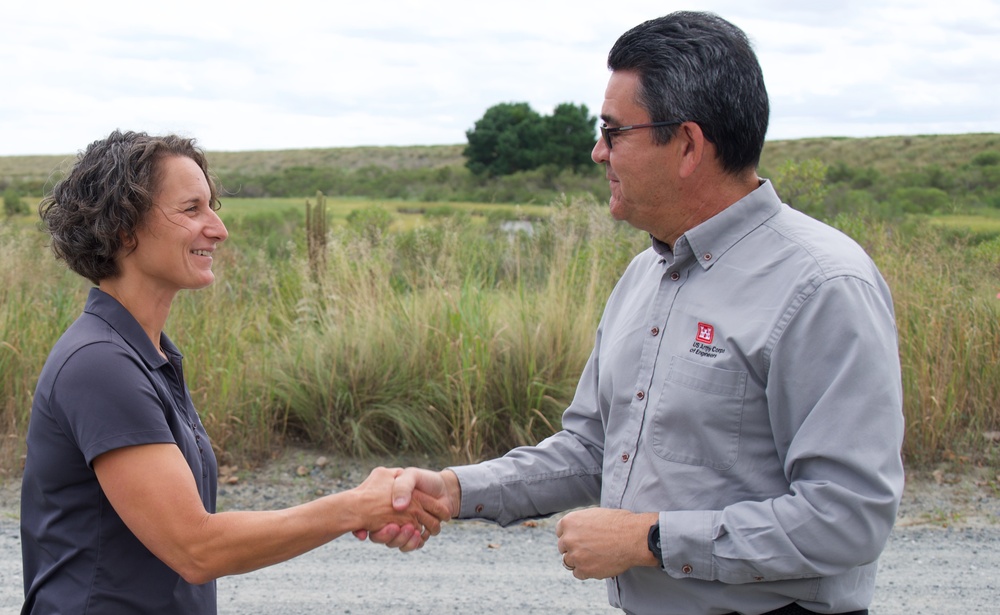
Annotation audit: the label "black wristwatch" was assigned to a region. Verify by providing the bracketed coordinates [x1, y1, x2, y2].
[647, 522, 663, 566]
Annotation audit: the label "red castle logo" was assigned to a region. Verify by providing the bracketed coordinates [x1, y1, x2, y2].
[696, 322, 714, 344]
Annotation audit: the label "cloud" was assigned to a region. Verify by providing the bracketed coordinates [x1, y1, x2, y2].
[1, 0, 997, 155]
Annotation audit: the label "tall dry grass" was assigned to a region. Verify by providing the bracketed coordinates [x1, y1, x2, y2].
[267, 197, 642, 463]
[2, 200, 998, 474]
[834, 215, 1000, 467]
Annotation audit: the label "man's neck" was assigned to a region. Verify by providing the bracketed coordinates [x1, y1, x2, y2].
[656, 169, 761, 247]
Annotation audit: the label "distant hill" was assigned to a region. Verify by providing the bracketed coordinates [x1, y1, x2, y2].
[759, 133, 1000, 176]
[0, 145, 467, 184]
[3, 134, 998, 188]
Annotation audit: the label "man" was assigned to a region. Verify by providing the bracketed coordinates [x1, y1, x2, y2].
[378, 11, 904, 615]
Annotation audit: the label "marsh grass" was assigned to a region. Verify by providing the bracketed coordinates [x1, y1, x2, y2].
[2, 199, 998, 472]
[267, 197, 642, 462]
[0, 227, 88, 473]
[834, 216, 1000, 466]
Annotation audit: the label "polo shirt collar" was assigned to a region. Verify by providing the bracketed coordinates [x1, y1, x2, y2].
[83, 287, 174, 368]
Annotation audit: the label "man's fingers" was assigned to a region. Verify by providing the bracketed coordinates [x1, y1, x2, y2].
[367, 524, 402, 545]
[413, 491, 449, 526]
[397, 527, 425, 553]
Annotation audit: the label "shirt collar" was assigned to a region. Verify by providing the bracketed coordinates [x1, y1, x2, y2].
[83, 287, 175, 368]
[668, 178, 782, 269]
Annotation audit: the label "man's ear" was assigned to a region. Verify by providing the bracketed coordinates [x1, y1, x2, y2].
[676, 121, 706, 179]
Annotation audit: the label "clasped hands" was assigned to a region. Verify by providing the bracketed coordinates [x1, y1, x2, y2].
[350, 467, 458, 552]
[353, 468, 659, 580]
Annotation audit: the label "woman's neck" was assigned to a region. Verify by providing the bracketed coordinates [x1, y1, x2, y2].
[98, 278, 175, 356]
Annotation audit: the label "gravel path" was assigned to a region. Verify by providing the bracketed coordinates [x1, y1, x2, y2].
[2, 449, 997, 614]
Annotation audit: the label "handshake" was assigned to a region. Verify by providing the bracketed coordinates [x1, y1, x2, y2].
[348, 467, 460, 552]
[344, 465, 657, 581]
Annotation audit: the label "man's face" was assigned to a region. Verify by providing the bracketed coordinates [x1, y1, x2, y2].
[591, 70, 681, 241]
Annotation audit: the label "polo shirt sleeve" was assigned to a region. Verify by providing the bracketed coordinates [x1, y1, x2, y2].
[47, 341, 177, 466]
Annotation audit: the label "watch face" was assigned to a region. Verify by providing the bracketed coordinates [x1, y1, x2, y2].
[648, 523, 662, 562]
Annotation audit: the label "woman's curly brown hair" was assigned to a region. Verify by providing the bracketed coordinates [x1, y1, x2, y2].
[39, 129, 220, 284]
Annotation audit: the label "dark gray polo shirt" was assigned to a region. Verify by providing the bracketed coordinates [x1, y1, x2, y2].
[21, 288, 218, 614]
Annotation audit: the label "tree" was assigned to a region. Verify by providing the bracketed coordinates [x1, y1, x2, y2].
[463, 102, 540, 177]
[464, 102, 596, 177]
[541, 103, 598, 173]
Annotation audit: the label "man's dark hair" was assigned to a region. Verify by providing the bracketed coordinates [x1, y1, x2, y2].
[607, 11, 770, 174]
[39, 129, 219, 284]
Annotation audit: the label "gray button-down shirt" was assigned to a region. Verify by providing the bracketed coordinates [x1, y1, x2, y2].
[451, 180, 904, 615]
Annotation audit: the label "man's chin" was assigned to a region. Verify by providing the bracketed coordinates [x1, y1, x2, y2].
[608, 198, 628, 222]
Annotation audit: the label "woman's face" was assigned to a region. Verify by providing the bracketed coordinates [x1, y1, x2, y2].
[126, 155, 228, 294]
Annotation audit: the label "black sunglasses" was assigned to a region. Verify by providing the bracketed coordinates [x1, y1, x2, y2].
[599, 120, 685, 150]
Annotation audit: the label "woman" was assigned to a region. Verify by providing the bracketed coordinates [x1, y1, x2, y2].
[20, 130, 443, 614]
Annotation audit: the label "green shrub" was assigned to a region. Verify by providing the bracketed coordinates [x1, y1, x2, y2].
[346, 204, 394, 245]
[890, 186, 951, 214]
[3, 188, 28, 217]
[971, 151, 1000, 166]
[771, 159, 829, 218]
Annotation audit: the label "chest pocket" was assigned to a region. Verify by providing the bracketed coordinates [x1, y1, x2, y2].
[650, 355, 747, 470]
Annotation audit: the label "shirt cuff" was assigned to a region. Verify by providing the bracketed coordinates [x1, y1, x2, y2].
[448, 463, 503, 520]
[660, 510, 717, 581]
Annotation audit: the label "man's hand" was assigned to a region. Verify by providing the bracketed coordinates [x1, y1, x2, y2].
[358, 468, 461, 549]
[555, 508, 659, 580]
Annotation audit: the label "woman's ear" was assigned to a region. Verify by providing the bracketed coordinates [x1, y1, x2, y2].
[119, 230, 138, 255]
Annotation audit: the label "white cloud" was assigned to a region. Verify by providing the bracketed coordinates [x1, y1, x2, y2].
[1, 0, 997, 155]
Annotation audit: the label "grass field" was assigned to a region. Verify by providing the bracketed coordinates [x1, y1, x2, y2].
[927, 213, 1000, 233]
[218, 196, 553, 226]
[2, 157, 999, 473]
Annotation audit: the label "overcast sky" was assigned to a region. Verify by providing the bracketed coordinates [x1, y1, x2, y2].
[2, 0, 998, 156]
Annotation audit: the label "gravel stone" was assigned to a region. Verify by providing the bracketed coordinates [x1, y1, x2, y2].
[2, 449, 996, 614]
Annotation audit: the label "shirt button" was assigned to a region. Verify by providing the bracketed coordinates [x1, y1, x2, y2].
[703, 253, 713, 261]
[621, 453, 629, 462]
[636, 390, 644, 400]
[650, 326, 659, 336]
[670, 272, 680, 281]
[475, 504, 484, 514]
[682, 564, 693, 574]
